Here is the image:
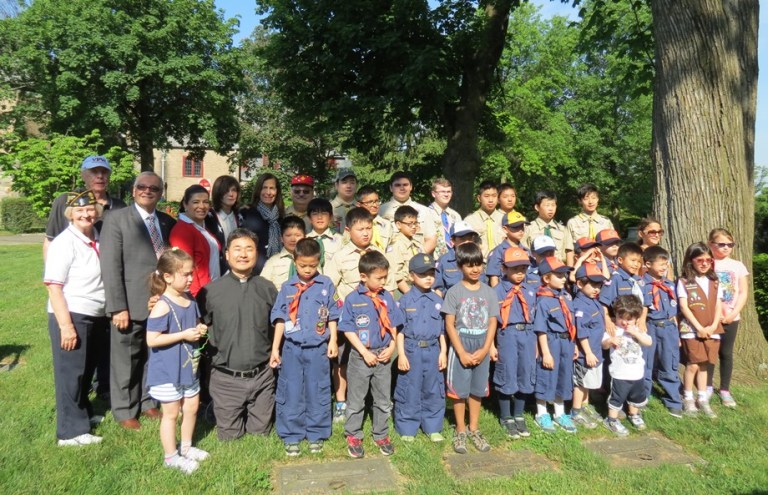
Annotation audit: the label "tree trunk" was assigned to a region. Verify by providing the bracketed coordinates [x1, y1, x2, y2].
[651, 0, 767, 382]
[441, 0, 515, 216]
[138, 136, 154, 173]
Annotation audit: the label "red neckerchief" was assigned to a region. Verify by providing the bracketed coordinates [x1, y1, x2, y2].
[500, 284, 530, 327]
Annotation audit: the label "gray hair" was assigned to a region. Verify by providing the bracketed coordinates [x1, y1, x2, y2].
[133, 171, 164, 189]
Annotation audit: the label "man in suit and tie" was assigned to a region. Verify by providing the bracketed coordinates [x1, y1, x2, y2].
[100, 171, 176, 430]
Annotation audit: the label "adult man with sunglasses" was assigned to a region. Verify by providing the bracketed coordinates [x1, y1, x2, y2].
[285, 174, 315, 232]
[100, 172, 176, 430]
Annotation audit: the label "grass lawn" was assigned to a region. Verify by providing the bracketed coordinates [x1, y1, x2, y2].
[1, 244, 767, 494]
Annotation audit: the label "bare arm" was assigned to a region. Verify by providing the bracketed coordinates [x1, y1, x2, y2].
[46, 285, 77, 351]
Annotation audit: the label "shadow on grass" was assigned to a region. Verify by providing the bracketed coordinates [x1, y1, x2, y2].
[0, 344, 29, 370]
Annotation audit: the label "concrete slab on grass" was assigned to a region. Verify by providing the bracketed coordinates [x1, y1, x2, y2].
[444, 449, 556, 480]
[275, 458, 397, 494]
[584, 433, 703, 469]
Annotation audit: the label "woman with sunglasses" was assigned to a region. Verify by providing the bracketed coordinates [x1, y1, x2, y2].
[637, 218, 673, 277]
[706, 228, 749, 408]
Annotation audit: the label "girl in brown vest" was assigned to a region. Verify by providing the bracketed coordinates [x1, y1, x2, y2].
[676, 243, 724, 418]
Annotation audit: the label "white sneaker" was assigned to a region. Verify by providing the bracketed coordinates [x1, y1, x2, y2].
[181, 446, 210, 462]
[58, 433, 103, 446]
[165, 455, 199, 474]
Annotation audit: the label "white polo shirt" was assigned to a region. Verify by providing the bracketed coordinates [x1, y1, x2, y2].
[44, 225, 106, 316]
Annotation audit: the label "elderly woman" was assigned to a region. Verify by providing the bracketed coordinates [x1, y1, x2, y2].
[169, 185, 221, 297]
[44, 191, 108, 446]
[239, 173, 285, 274]
[204, 175, 241, 275]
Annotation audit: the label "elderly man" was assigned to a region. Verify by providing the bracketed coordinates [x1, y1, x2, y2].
[100, 172, 176, 430]
[379, 171, 437, 254]
[44, 155, 127, 259]
[285, 174, 314, 232]
[197, 229, 278, 440]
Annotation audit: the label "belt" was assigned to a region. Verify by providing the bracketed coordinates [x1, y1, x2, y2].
[550, 332, 570, 340]
[214, 364, 266, 379]
[459, 328, 486, 336]
[510, 323, 532, 331]
[649, 318, 675, 328]
[407, 338, 439, 348]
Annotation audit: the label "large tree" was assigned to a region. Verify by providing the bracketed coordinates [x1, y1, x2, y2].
[0, 0, 244, 170]
[257, 0, 516, 214]
[651, 0, 766, 380]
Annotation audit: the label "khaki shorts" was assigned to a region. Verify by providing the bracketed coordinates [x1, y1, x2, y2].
[681, 338, 720, 365]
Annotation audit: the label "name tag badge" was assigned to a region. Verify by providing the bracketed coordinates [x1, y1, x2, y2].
[285, 319, 301, 335]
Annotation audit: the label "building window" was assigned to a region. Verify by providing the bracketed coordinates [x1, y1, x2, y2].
[183, 156, 203, 177]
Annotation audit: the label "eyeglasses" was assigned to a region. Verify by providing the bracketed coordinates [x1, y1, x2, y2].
[644, 229, 664, 236]
[136, 184, 161, 193]
[359, 199, 381, 206]
[291, 188, 312, 195]
[398, 221, 418, 228]
[692, 257, 713, 265]
[713, 242, 735, 248]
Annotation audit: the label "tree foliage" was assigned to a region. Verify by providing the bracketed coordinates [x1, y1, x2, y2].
[0, 130, 135, 217]
[0, 0, 245, 170]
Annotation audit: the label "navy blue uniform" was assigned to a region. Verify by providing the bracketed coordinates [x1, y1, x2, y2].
[433, 248, 488, 292]
[573, 292, 605, 367]
[642, 273, 682, 409]
[271, 275, 342, 443]
[493, 280, 537, 395]
[339, 285, 405, 441]
[599, 267, 644, 309]
[534, 288, 575, 402]
[486, 240, 532, 279]
[393, 288, 445, 436]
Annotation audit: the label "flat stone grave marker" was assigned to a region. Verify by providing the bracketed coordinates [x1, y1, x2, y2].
[444, 449, 556, 481]
[275, 458, 398, 494]
[584, 433, 703, 469]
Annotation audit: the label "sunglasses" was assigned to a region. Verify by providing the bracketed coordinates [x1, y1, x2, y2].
[692, 257, 713, 265]
[644, 229, 664, 236]
[713, 242, 735, 248]
[136, 184, 161, 193]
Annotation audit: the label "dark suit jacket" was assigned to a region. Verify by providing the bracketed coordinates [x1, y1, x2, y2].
[100, 204, 176, 321]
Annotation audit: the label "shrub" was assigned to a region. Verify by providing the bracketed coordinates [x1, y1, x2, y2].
[0, 197, 45, 233]
[754, 253, 768, 337]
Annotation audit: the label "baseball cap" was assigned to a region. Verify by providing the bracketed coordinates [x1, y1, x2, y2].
[81, 155, 111, 171]
[575, 263, 606, 282]
[538, 256, 572, 275]
[450, 220, 477, 238]
[531, 235, 557, 254]
[335, 168, 356, 182]
[409, 253, 436, 274]
[291, 174, 315, 187]
[502, 246, 531, 267]
[596, 229, 622, 245]
[501, 211, 529, 228]
[576, 237, 600, 251]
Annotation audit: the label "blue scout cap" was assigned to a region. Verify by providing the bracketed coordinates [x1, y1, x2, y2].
[409, 253, 436, 274]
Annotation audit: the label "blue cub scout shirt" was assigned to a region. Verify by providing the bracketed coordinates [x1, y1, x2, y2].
[270, 274, 342, 346]
[493, 280, 537, 327]
[339, 284, 405, 349]
[599, 267, 643, 308]
[642, 273, 677, 321]
[397, 288, 444, 341]
[572, 291, 605, 365]
[533, 288, 573, 334]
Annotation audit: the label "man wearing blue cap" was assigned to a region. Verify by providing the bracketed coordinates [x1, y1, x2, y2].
[44, 155, 127, 259]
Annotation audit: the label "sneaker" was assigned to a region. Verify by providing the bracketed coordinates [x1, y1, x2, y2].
[554, 414, 578, 433]
[571, 410, 598, 429]
[698, 400, 717, 419]
[375, 436, 395, 456]
[501, 419, 520, 439]
[468, 430, 491, 452]
[334, 402, 347, 423]
[181, 446, 210, 461]
[429, 432, 444, 442]
[346, 435, 365, 458]
[583, 404, 603, 423]
[514, 417, 530, 437]
[603, 418, 629, 437]
[89, 415, 105, 426]
[719, 390, 737, 408]
[535, 413, 556, 434]
[285, 443, 301, 457]
[452, 431, 468, 454]
[57, 433, 103, 447]
[667, 407, 683, 418]
[683, 398, 698, 416]
[309, 441, 323, 454]
[165, 455, 199, 474]
[628, 414, 647, 430]
[400, 435, 415, 443]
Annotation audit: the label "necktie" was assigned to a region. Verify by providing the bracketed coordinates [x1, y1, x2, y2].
[316, 236, 326, 267]
[537, 288, 576, 340]
[629, 278, 644, 302]
[544, 224, 552, 238]
[651, 280, 676, 311]
[288, 281, 314, 324]
[485, 216, 495, 251]
[371, 223, 383, 250]
[146, 215, 164, 258]
[500, 285, 530, 327]
[441, 211, 451, 247]
[588, 217, 595, 239]
[288, 260, 297, 279]
[366, 290, 395, 339]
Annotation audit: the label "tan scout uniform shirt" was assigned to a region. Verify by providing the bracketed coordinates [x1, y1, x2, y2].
[424, 202, 462, 260]
[260, 248, 294, 291]
[285, 205, 312, 233]
[379, 198, 436, 242]
[324, 243, 395, 300]
[523, 217, 572, 263]
[331, 197, 355, 233]
[385, 232, 424, 285]
[306, 228, 344, 272]
[566, 212, 614, 244]
[463, 209, 505, 259]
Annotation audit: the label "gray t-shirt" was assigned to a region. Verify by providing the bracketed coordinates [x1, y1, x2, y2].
[442, 282, 500, 333]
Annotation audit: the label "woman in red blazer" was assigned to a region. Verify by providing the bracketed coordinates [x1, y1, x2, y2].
[169, 185, 222, 297]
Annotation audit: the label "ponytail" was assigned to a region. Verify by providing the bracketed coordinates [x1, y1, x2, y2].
[149, 248, 193, 296]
